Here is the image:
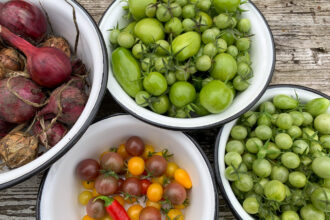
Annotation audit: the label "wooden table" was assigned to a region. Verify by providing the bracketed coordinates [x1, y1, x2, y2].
[0, 0, 329, 219]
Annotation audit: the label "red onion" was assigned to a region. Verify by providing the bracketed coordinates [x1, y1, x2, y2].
[0, 0, 47, 43]
[33, 120, 67, 148]
[0, 119, 14, 138]
[0, 25, 72, 88]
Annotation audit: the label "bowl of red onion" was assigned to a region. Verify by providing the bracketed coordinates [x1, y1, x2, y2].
[0, 0, 108, 189]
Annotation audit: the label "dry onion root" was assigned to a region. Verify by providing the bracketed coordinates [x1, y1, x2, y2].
[42, 36, 71, 58]
[0, 132, 38, 169]
[0, 47, 24, 71]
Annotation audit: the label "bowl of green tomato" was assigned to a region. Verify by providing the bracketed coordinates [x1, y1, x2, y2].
[99, 0, 275, 130]
[215, 85, 330, 220]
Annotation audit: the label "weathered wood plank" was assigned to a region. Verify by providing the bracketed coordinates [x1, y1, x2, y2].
[0, 0, 329, 219]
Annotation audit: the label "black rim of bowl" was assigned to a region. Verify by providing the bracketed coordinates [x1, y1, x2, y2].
[99, 0, 276, 131]
[36, 113, 219, 220]
[0, 0, 109, 190]
[214, 84, 330, 219]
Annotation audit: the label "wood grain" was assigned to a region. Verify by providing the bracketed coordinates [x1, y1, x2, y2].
[0, 0, 329, 219]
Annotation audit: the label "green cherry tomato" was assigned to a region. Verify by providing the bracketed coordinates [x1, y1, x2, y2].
[195, 12, 213, 32]
[145, 3, 157, 17]
[221, 30, 236, 45]
[176, 0, 188, 6]
[196, 0, 211, 11]
[182, 18, 195, 32]
[143, 72, 168, 96]
[246, 137, 262, 153]
[292, 140, 309, 154]
[260, 101, 276, 114]
[156, 4, 171, 22]
[306, 98, 330, 117]
[271, 166, 289, 183]
[155, 40, 170, 56]
[243, 197, 260, 214]
[117, 32, 135, 48]
[202, 29, 216, 44]
[281, 211, 299, 220]
[196, 55, 212, 72]
[311, 187, 330, 212]
[135, 91, 151, 107]
[289, 111, 304, 126]
[172, 31, 201, 61]
[213, 0, 240, 13]
[300, 204, 325, 220]
[225, 152, 242, 167]
[234, 174, 254, 192]
[320, 135, 330, 149]
[253, 159, 272, 178]
[170, 3, 182, 17]
[213, 13, 231, 29]
[165, 17, 183, 36]
[182, 4, 196, 19]
[314, 114, 330, 135]
[288, 126, 302, 138]
[273, 95, 298, 110]
[227, 45, 239, 57]
[211, 53, 237, 81]
[230, 125, 248, 140]
[169, 81, 196, 108]
[166, 72, 176, 85]
[175, 68, 190, 81]
[226, 140, 245, 154]
[240, 111, 257, 127]
[275, 133, 293, 150]
[225, 166, 239, 181]
[302, 112, 314, 126]
[302, 127, 319, 141]
[151, 95, 170, 114]
[264, 180, 286, 202]
[216, 38, 228, 53]
[128, 0, 157, 20]
[276, 113, 293, 130]
[266, 142, 281, 159]
[242, 153, 256, 169]
[258, 114, 272, 126]
[199, 80, 234, 113]
[312, 157, 330, 179]
[110, 29, 120, 44]
[281, 152, 300, 169]
[132, 43, 147, 59]
[236, 38, 250, 51]
[255, 125, 273, 140]
[191, 93, 210, 116]
[289, 171, 307, 188]
[134, 18, 165, 44]
[203, 43, 217, 57]
[238, 18, 251, 33]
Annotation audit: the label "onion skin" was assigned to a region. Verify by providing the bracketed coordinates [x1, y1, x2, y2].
[42, 36, 71, 58]
[33, 120, 67, 148]
[0, 25, 72, 88]
[0, 47, 24, 71]
[72, 58, 87, 75]
[0, 0, 47, 43]
[0, 77, 46, 124]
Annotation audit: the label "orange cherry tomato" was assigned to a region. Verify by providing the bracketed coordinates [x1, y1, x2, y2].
[113, 195, 125, 207]
[82, 215, 95, 220]
[166, 162, 179, 178]
[117, 144, 129, 159]
[92, 188, 100, 197]
[146, 199, 161, 210]
[167, 209, 184, 220]
[174, 169, 192, 189]
[127, 204, 143, 220]
[174, 204, 186, 210]
[82, 180, 95, 189]
[128, 156, 145, 176]
[143, 144, 155, 158]
[147, 183, 163, 202]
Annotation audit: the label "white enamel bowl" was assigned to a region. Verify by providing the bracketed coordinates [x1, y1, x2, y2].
[99, 0, 275, 130]
[0, 0, 108, 189]
[214, 85, 330, 220]
[36, 114, 218, 220]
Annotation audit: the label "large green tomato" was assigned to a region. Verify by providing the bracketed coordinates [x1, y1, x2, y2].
[312, 157, 330, 179]
[211, 53, 237, 81]
[128, 0, 157, 20]
[169, 81, 196, 108]
[264, 180, 286, 202]
[314, 114, 330, 134]
[300, 204, 325, 220]
[134, 18, 165, 44]
[143, 72, 168, 96]
[213, 0, 241, 13]
[199, 80, 233, 113]
[306, 98, 330, 117]
[311, 187, 330, 212]
[172, 31, 201, 61]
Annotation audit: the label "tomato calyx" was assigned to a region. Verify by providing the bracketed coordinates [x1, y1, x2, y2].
[121, 191, 140, 203]
[160, 198, 174, 214]
[100, 169, 119, 179]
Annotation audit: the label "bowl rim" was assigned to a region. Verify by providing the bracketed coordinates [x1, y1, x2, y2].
[213, 84, 330, 220]
[35, 113, 220, 220]
[99, 0, 276, 131]
[0, 0, 109, 190]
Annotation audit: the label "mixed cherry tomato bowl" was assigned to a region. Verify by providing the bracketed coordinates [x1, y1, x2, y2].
[99, 0, 275, 130]
[37, 114, 218, 219]
[0, 0, 107, 190]
[214, 85, 330, 219]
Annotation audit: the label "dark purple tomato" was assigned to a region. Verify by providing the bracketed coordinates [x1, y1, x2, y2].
[146, 155, 167, 177]
[139, 206, 161, 220]
[76, 159, 100, 181]
[122, 177, 142, 196]
[125, 136, 145, 156]
[115, 178, 124, 194]
[100, 152, 124, 173]
[164, 182, 187, 205]
[94, 174, 118, 195]
[86, 198, 105, 219]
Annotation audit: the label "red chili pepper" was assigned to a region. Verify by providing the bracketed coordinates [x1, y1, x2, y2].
[94, 196, 129, 220]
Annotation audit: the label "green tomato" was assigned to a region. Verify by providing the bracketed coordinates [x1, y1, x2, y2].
[259, 101, 276, 114]
[302, 127, 319, 141]
[264, 180, 286, 202]
[145, 3, 157, 17]
[175, 0, 188, 6]
[236, 38, 250, 51]
[289, 111, 304, 126]
[234, 174, 254, 192]
[216, 38, 228, 53]
[109, 29, 120, 44]
[182, 18, 195, 32]
[306, 98, 330, 117]
[151, 95, 170, 114]
[287, 126, 302, 139]
[199, 80, 233, 113]
[195, 12, 213, 32]
[292, 140, 309, 154]
[311, 187, 330, 212]
[266, 142, 281, 159]
[233, 76, 249, 91]
[314, 114, 330, 135]
[253, 159, 272, 178]
[166, 72, 176, 85]
[320, 135, 330, 149]
[196, 55, 212, 72]
[132, 43, 147, 59]
[175, 69, 190, 81]
[211, 53, 237, 81]
[165, 17, 183, 36]
[117, 32, 135, 48]
[227, 45, 239, 57]
[281, 211, 299, 220]
[203, 43, 217, 57]
[202, 29, 216, 44]
[182, 4, 195, 19]
[276, 113, 293, 130]
[240, 111, 257, 127]
[170, 3, 182, 17]
[196, 0, 211, 11]
[135, 91, 151, 107]
[220, 30, 235, 46]
[323, 179, 330, 189]
[213, 0, 240, 13]
[302, 112, 313, 126]
[238, 18, 251, 33]
[230, 125, 248, 140]
[226, 140, 244, 154]
[225, 166, 238, 181]
[243, 197, 259, 214]
[191, 93, 210, 116]
[300, 204, 325, 220]
[242, 153, 256, 169]
[255, 125, 273, 140]
[172, 31, 201, 61]
[134, 18, 165, 44]
[128, 0, 157, 20]
[246, 137, 262, 153]
[273, 94, 298, 110]
[289, 171, 307, 188]
[281, 152, 300, 169]
[155, 40, 170, 56]
[225, 152, 242, 167]
[143, 72, 168, 96]
[275, 133, 293, 150]
[271, 166, 289, 183]
[156, 4, 171, 22]
[169, 81, 196, 108]
[312, 157, 330, 179]
[213, 13, 231, 29]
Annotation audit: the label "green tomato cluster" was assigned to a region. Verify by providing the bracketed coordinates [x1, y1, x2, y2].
[224, 95, 330, 220]
[110, 0, 253, 118]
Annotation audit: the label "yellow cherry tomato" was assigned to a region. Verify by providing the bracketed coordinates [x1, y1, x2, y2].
[167, 209, 184, 220]
[92, 188, 100, 197]
[127, 204, 143, 220]
[128, 156, 145, 176]
[143, 144, 155, 158]
[174, 169, 192, 189]
[146, 199, 161, 210]
[147, 183, 163, 202]
[166, 162, 179, 178]
[152, 175, 165, 185]
[100, 215, 113, 220]
[82, 215, 95, 220]
[78, 191, 93, 205]
[113, 195, 125, 207]
[82, 180, 95, 190]
[117, 144, 129, 159]
[174, 204, 186, 210]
